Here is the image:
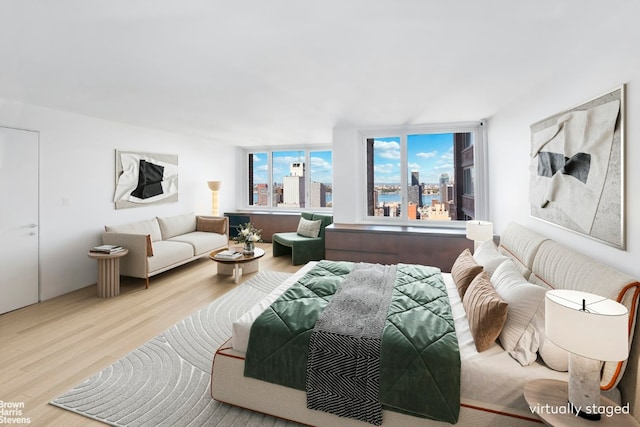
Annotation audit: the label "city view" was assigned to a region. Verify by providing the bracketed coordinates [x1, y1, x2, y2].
[247, 132, 474, 221]
[249, 150, 333, 208]
[368, 132, 470, 220]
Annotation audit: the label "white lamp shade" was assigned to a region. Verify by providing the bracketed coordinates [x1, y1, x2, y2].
[466, 220, 493, 242]
[545, 289, 628, 361]
[208, 181, 222, 191]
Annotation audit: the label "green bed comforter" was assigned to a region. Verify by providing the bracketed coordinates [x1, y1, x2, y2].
[244, 260, 460, 423]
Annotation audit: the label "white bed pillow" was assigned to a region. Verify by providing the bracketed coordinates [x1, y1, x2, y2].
[473, 240, 510, 277]
[492, 259, 546, 366]
[538, 335, 569, 371]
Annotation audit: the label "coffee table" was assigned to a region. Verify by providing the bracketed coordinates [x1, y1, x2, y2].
[210, 247, 265, 284]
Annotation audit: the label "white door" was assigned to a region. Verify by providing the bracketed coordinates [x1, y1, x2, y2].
[0, 126, 39, 314]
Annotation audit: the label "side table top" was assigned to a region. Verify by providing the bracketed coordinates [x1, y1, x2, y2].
[524, 379, 638, 426]
[88, 248, 129, 259]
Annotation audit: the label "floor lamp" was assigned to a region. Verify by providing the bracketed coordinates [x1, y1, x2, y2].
[207, 181, 221, 216]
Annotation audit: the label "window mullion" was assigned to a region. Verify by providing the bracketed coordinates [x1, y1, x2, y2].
[400, 133, 408, 223]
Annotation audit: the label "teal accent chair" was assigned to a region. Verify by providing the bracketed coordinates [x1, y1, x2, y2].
[272, 213, 333, 265]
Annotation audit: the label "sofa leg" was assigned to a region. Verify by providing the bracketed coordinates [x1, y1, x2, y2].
[145, 276, 149, 289]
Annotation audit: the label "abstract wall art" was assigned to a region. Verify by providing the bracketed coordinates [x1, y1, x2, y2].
[114, 150, 179, 209]
[530, 85, 625, 249]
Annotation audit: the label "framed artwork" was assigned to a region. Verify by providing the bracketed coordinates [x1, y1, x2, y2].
[114, 150, 179, 209]
[530, 85, 625, 249]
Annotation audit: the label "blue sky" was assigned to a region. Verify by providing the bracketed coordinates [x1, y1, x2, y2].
[374, 133, 453, 184]
[251, 150, 333, 186]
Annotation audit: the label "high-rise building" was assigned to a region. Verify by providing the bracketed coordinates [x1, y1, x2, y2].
[453, 133, 475, 220]
[278, 162, 305, 208]
[257, 183, 268, 206]
[409, 171, 423, 208]
[310, 181, 326, 208]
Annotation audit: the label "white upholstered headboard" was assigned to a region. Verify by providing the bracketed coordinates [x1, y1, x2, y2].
[498, 222, 640, 417]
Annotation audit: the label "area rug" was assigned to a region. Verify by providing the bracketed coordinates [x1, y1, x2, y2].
[51, 271, 301, 427]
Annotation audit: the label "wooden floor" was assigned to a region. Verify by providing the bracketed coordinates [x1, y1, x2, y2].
[0, 242, 300, 426]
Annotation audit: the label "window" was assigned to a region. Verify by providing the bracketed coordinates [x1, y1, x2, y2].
[246, 147, 333, 210]
[363, 123, 485, 223]
[248, 152, 268, 206]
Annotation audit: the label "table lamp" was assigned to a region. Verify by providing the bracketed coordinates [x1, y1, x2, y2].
[545, 290, 629, 420]
[465, 220, 493, 251]
[207, 181, 222, 216]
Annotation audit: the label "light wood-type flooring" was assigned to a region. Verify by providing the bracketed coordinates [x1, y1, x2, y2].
[0, 242, 299, 426]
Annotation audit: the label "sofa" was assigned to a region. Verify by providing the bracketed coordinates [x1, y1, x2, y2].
[102, 213, 229, 288]
[272, 213, 333, 265]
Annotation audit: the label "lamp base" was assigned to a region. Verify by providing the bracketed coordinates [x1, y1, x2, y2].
[568, 352, 602, 421]
[568, 402, 601, 421]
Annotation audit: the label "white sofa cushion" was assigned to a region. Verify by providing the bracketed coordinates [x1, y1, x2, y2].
[157, 213, 197, 240]
[105, 218, 163, 242]
[147, 241, 194, 273]
[168, 231, 228, 256]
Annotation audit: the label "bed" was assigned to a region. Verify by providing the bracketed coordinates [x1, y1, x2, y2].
[210, 222, 640, 426]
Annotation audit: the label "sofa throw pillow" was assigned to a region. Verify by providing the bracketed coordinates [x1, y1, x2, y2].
[196, 216, 227, 234]
[463, 271, 509, 352]
[452, 249, 484, 299]
[297, 217, 322, 238]
[492, 259, 546, 366]
[473, 240, 510, 278]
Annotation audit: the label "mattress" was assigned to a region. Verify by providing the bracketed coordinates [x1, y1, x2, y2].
[231, 262, 620, 412]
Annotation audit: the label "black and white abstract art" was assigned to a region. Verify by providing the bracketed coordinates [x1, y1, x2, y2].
[114, 151, 179, 209]
[530, 86, 625, 249]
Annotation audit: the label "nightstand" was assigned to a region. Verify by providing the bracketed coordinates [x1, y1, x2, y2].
[524, 379, 638, 426]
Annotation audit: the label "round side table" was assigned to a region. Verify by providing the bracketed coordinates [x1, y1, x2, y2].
[88, 249, 129, 298]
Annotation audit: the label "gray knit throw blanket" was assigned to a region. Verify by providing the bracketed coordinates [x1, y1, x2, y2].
[306, 263, 397, 426]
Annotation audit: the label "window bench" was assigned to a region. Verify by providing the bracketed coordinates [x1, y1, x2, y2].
[325, 224, 481, 272]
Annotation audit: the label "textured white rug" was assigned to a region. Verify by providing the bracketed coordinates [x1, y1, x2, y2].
[51, 271, 301, 426]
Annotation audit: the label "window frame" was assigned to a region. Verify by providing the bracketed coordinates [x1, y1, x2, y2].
[359, 121, 488, 228]
[241, 145, 333, 213]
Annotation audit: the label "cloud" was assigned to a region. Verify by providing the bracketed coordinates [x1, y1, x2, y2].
[374, 163, 397, 174]
[374, 139, 400, 160]
[310, 155, 332, 172]
[416, 151, 437, 159]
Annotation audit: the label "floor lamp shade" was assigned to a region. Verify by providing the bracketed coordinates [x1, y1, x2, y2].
[207, 181, 222, 216]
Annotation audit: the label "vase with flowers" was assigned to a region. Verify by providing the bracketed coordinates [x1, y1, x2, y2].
[234, 222, 262, 255]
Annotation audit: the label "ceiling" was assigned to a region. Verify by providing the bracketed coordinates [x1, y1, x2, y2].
[0, 0, 637, 146]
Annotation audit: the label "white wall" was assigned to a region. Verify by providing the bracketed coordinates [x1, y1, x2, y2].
[332, 74, 640, 281]
[488, 66, 640, 278]
[332, 127, 362, 224]
[0, 98, 236, 300]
